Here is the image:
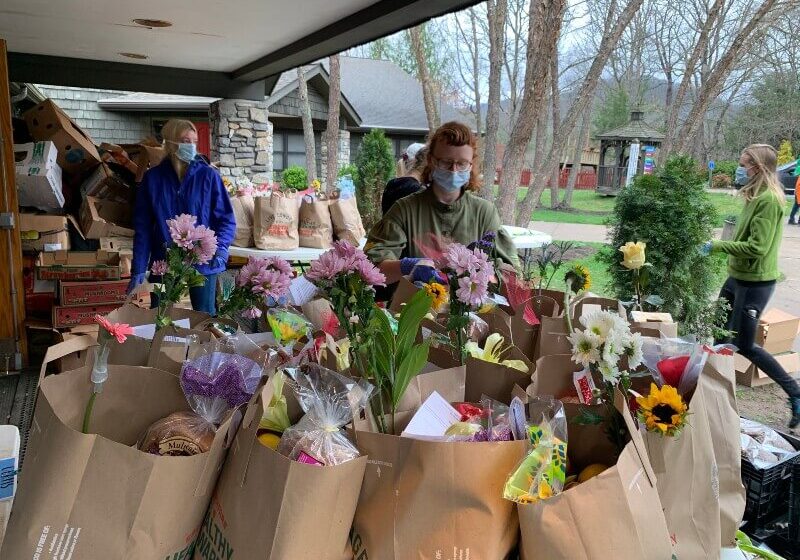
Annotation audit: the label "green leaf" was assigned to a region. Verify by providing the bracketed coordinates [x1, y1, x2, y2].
[392, 340, 431, 407]
[644, 294, 665, 307]
[396, 290, 433, 361]
[573, 407, 604, 425]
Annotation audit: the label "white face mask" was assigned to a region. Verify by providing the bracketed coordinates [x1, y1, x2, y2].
[175, 142, 197, 163]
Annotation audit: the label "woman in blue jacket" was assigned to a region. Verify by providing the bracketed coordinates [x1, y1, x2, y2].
[127, 119, 235, 315]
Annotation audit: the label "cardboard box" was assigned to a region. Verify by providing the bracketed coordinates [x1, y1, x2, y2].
[23, 99, 100, 175]
[757, 309, 800, 355]
[14, 142, 64, 210]
[60, 280, 130, 306]
[36, 251, 121, 281]
[121, 143, 166, 182]
[119, 251, 132, 278]
[630, 311, 679, 338]
[26, 292, 56, 320]
[19, 213, 71, 252]
[53, 303, 120, 328]
[79, 163, 134, 203]
[735, 351, 800, 387]
[99, 237, 134, 252]
[22, 255, 56, 296]
[79, 196, 134, 239]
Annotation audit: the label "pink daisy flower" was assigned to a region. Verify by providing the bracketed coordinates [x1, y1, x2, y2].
[167, 214, 199, 249]
[94, 315, 135, 344]
[355, 259, 386, 287]
[238, 257, 267, 287]
[242, 307, 262, 319]
[266, 256, 293, 278]
[192, 225, 218, 265]
[445, 243, 479, 275]
[456, 275, 489, 307]
[306, 248, 347, 283]
[150, 260, 168, 276]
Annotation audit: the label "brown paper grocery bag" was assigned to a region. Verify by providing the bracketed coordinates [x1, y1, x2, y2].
[2, 349, 233, 559]
[510, 294, 560, 362]
[517, 390, 673, 560]
[193, 378, 365, 560]
[529, 354, 618, 470]
[298, 194, 334, 249]
[638, 364, 722, 560]
[538, 296, 626, 358]
[254, 191, 300, 250]
[230, 194, 255, 247]
[389, 277, 421, 314]
[352, 416, 526, 560]
[147, 326, 215, 375]
[329, 193, 366, 246]
[702, 352, 746, 547]
[465, 348, 533, 403]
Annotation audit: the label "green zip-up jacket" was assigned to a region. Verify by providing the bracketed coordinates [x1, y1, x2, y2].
[364, 187, 519, 268]
[711, 188, 785, 282]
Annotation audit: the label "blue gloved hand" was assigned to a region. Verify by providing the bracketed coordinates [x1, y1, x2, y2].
[266, 294, 289, 307]
[127, 272, 147, 295]
[400, 257, 422, 276]
[698, 241, 713, 256]
[410, 265, 441, 284]
[212, 250, 229, 270]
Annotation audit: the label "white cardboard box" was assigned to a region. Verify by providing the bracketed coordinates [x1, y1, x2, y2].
[14, 142, 64, 210]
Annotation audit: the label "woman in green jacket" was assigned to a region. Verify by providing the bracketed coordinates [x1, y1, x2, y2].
[707, 144, 800, 429]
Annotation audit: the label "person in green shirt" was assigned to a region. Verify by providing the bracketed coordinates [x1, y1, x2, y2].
[365, 121, 519, 285]
[704, 143, 800, 429]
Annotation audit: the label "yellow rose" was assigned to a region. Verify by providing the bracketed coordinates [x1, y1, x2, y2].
[619, 241, 646, 270]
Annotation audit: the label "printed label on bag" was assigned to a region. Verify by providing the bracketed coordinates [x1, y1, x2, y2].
[350, 530, 368, 560]
[158, 436, 203, 456]
[194, 508, 234, 560]
[33, 524, 81, 560]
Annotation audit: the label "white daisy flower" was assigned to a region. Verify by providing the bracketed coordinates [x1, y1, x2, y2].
[580, 310, 619, 343]
[624, 331, 645, 370]
[568, 330, 602, 367]
[598, 360, 622, 384]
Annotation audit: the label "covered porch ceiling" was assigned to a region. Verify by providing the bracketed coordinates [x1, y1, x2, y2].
[2, 0, 480, 100]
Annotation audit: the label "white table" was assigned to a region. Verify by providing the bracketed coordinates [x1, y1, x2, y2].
[229, 225, 552, 264]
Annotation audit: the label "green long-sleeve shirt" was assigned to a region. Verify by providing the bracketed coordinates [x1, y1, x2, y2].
[364, 187, 520, 268]
[711, 187, 785, 282]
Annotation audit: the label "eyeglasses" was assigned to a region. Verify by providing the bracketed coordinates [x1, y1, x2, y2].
[433, 158, 472, 172]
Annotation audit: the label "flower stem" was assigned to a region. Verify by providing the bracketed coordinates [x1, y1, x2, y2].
[82, 392, 97, 434]
[564, 280, 574, 333]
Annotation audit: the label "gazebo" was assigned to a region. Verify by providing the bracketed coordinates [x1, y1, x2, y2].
[596, 110, 664, 195]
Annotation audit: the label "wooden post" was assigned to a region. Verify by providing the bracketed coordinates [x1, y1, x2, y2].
[0, 39, 28, 370]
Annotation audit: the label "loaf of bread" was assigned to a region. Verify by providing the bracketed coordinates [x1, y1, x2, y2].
[138, 411, 215, 456]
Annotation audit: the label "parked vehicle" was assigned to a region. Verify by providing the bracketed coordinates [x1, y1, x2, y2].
[778, 160, 796, 197]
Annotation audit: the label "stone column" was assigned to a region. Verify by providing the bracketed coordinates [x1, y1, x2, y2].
[320, 129, 352, 185]
[209, 99, 273, 184]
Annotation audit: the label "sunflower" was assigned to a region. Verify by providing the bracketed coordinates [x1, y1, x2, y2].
[636, 383, 689, 437]
[422, 281, 448, 312]
[564, 264, 591, 294]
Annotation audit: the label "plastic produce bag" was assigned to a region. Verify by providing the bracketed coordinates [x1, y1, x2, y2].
[277, 363, 373, 465]
[266, 308, 312, 348]
[504, 396, 568, 503]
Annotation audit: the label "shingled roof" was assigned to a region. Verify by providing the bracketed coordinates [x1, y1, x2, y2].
[597, 110, 665, 142]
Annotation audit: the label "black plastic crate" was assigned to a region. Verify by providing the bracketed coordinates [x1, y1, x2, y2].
[741, 429, 800, 532]
[766, 461, 800, 559]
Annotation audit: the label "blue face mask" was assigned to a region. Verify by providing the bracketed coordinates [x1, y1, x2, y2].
[734, 166, 750, 188]
[432, 168, 470, 193]
[175, 142, 197, 163]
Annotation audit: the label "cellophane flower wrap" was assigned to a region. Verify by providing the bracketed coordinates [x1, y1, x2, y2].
[180, 335, 269, 428]
[152, 214, 218, 328]
[277, 363, 373, 466]
[504, 397, 568, 503]
[218, 255, 293, 321]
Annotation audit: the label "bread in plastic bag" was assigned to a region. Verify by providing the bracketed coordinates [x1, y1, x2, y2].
[138, 411, 215, 456]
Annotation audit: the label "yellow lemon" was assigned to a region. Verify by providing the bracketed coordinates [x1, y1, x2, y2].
[578, 463, 608, 483]
[258, 432, 281, 450]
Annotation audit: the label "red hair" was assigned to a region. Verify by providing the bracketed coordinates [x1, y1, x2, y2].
[422, 121, 482, 191]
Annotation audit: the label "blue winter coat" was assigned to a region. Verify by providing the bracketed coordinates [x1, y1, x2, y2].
[132, 157, 235, 276]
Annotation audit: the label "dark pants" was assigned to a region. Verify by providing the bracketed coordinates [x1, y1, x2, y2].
[790, 201, 799, 223]
[717, 277, 800, 398]
[150, 273, 219, 316]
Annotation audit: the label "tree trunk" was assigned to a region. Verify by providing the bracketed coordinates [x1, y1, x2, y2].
[517, 0, 644, 225]
[549, 51, 560, 210]
[495, 0, 566, 225]
[480, 0, 508, 202]
[661, 0, 724, 155]
[325, 54, 342, 189]
[672, 0, 779, 154]
[297, 66, 317, 183]
[409, 25, 440, 131]
[470, 8, 482, 138]
[562, 105, 592, 208]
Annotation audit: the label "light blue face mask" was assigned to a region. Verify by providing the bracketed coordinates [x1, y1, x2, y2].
[176, 142, 197, 163]
[432, 168, 470, 193]
[734, 166, 749, 188]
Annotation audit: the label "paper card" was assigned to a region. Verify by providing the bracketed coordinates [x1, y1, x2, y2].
[401, 391, 462, 441]
[0, 457, 15, 501]
[490, 293, 510, 307]
[289, 275, 318, 306]
[132, 318, 190, 340]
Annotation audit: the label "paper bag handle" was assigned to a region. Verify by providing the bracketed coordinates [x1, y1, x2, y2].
[193, 406, 242, 497]
[236, 385, 268, 487]
[39, 336, 97, 385]
[614, 388, 657, 487]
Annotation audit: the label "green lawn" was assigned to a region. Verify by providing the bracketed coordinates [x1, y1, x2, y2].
[535, 241, 614, 298]
[513, 188, 791, 227]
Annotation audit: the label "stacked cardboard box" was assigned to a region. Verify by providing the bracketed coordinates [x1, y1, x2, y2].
[735, 308, 800, 387]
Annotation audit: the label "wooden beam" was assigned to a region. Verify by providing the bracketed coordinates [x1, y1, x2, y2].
[0, 39, 27, 370]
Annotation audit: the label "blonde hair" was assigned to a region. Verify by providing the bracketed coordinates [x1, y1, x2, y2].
[740, 144, 784, 202]
[161, 119, 198, 155]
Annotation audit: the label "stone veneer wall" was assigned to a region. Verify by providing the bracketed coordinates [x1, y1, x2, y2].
[209, 99, 273, 184]
[319, 129, 351, 184]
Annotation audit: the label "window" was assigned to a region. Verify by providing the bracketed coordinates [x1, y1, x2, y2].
[272, 130, 309, 173]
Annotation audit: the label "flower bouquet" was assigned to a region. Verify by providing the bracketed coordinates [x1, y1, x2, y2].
[217, 255, 293, 322]
[151, 214, 218, 329]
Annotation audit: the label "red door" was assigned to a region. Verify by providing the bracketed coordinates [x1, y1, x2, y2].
[194, 121, 211, 158]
